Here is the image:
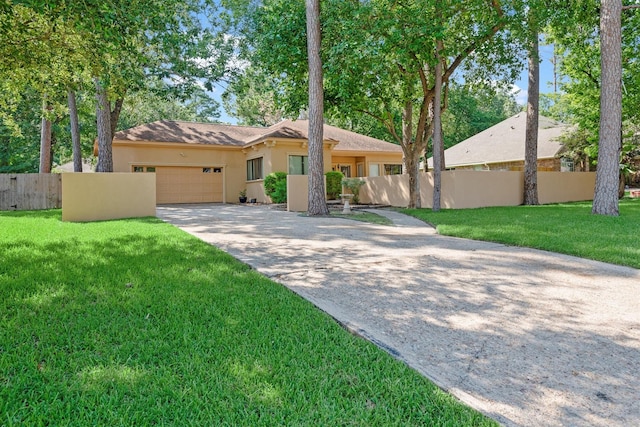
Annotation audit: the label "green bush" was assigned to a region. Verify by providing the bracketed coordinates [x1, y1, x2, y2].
[272, 178, 288, 203]
[325, 171, 344, 200]
[264, 171, 288, 203]
[342, 178, 366, 204]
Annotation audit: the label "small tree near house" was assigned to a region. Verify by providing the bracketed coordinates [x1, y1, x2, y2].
[342, 178, 366, 204]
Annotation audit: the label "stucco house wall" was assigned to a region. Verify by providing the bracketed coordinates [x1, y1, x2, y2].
[113, 141, 245, 203]
[111, 119, 403, 205]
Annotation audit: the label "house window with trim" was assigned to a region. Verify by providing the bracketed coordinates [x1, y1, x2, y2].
[247, 157, 263, 181]
[289, 155, 308, 175]
[133, 166, 155, 172]
[369, 164, 380, 177]
[384, 164, 403, 175]
[560, 158, 574, 172]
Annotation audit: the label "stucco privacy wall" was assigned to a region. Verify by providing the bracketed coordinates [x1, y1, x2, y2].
[435, 171, 524, 209]
[286, 175, 328, 212]
[62, 173, 156, 222]
[359, 171, 596, 208]
[538, 171, 596, 204]
[113, 142, 245, 203]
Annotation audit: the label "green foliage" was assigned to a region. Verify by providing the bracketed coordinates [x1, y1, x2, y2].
[325, 171, 344, 200]
[271, 178, 287, 204]
[342, 178, 366, 204]
[222, 66, 284, 126]
[441, 81, 520, 151]
[403, 199, 640, 269]
[264, 171, 288, 203]
[546, 2, 640, 171]
[0, 210, 496, 426]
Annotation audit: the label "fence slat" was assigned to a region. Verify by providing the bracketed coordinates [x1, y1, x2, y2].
[0, 174, 62, 211]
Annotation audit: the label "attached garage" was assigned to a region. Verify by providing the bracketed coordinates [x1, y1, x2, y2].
[154, 166, 224, 204]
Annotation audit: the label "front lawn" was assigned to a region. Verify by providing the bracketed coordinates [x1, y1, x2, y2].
[0, 210, 495, 426]
[403, 198, 640, 269]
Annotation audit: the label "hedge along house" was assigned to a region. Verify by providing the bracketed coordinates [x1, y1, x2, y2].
[427, 114, 575, 172]
[111, 119, 403, 204]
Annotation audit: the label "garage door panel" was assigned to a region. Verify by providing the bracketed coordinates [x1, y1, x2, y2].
[155, 167, 223, 204]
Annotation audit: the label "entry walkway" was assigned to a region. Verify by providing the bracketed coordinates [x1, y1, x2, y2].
[156, 204, 640, 427]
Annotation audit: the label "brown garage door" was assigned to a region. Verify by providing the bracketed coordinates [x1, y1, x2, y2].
[156, 167, 223, 204]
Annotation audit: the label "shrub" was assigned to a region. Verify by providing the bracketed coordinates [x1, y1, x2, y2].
[325, 171, 344, 200]
[342, 178, 366, 204]
[264, 171, 288, 203]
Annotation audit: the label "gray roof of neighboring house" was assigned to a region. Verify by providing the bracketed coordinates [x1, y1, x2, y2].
[427, 113, 569, 168]
[114, 119, 402, 153]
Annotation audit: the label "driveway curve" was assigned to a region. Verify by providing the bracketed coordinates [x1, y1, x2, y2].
[156, 204, 640, 427]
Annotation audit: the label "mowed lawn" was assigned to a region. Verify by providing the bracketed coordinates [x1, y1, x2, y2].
[0, 210, 496, 426]
[403, 198, 640, 269]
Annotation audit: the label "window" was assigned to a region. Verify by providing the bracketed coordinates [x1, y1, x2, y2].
[133, 166, 155, 172]
[247, 157, 263, 180]
[289, 155, 308, 175]
[560, 158, 574, 172]
[357, 163, 364, 177]
[340, 165, 351, 177]
[384, 164, 403, 175]
[203, 168, 212, 173]
[369, 164, 379, 177]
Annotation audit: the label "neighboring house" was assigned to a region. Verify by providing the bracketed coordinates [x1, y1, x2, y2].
[111, 119, 403, 204]
[427, 113, 573, 172]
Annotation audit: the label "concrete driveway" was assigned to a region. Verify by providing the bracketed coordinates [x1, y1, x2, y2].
[156, 203, 640, 427]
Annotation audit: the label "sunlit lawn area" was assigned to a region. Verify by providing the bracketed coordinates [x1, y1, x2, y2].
[0, 210, 495, 426]
[403, 198, 640, 269]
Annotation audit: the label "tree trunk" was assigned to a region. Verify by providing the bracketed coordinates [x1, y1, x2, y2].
[402, 101, 421, 209]
[524, 31, 540, 205]
[305, 0, 329, 215]
[94, 78, 113, 172]
[432, 40, 444, 212]
[592, 0, 621, 216]
[68, 90, 83, 172]
[39, 99, 52, 174]
[110, 98, 124, 142]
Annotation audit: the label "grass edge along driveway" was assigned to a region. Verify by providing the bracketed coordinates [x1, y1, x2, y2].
[0, 210, 496, 426]
[403, 198, 640, 270]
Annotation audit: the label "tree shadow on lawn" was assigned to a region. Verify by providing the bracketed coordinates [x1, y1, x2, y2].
[0, 211, 493, 426]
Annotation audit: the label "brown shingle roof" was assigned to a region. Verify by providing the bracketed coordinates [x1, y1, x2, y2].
[114, 120, 264, 146]
[114, 119, 402, 153]
[427, 114, 569, 168]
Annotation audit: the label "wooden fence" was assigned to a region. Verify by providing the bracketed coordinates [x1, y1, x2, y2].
[0, 174, 62, 211]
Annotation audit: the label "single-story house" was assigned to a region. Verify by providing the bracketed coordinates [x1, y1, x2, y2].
[427, 113, 574, 172]
[111, 119, 403, 204]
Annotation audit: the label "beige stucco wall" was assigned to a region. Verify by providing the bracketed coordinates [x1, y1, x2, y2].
[286, 175, 328, 212]
[538, 172, 596, 204]
[287, 175, 309, 212]
[113, 141, 245, 203]
[435, 171, 524, 209]
[62, 173, 156, 222]
[361, 171, 595, 209]
[359, 174, 410, 206]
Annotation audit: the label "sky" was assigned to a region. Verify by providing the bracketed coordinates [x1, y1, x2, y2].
[513, 44, 558, 105]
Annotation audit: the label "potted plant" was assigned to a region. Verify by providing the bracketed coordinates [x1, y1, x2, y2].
[239, 189, 247, 203]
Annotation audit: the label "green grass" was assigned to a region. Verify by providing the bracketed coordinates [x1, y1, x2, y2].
[0, 210, 495, 426]
[402, 198, 640, 269]
[330, 210, 393, 225]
